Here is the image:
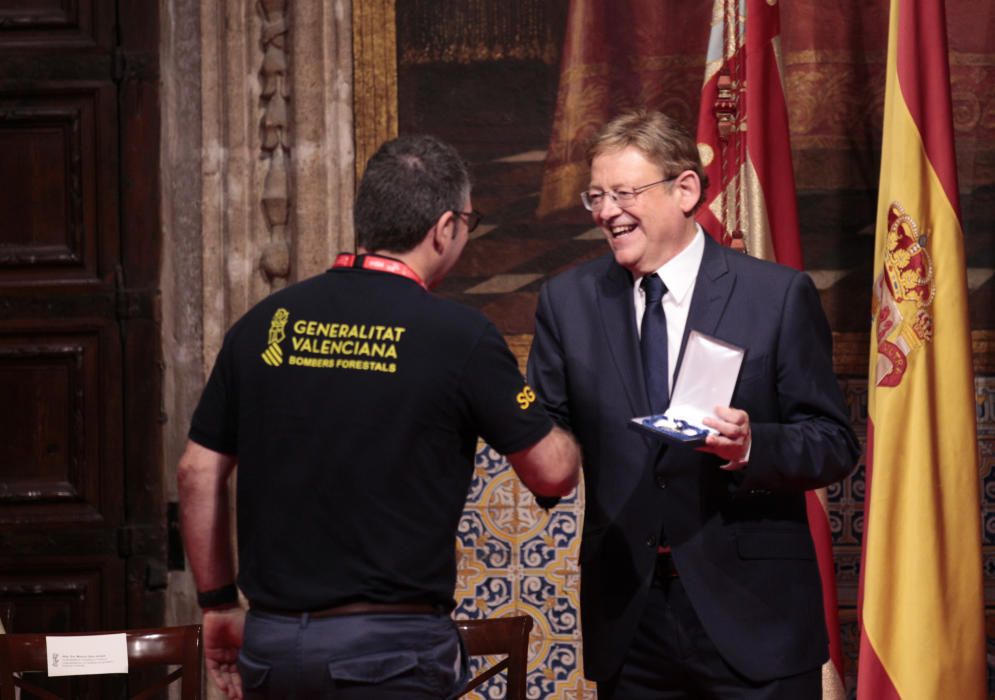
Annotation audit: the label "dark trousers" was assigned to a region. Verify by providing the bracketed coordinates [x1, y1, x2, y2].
[239, 609, 469, 699]
[598, 578, 821, 700]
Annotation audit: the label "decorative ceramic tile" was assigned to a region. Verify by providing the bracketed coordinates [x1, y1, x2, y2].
[456, 440, 593, 698]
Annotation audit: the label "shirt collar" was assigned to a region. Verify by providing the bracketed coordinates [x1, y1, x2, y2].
[634, 225, 705, 305]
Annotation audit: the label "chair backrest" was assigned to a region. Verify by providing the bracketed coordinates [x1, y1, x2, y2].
[0, 624, 202, 700]
[455, 615, 532, 700]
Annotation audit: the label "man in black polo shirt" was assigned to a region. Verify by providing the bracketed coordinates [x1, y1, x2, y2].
[178, 134, 580, 699]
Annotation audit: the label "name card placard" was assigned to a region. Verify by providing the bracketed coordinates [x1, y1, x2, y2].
[46, 633, 128, 676]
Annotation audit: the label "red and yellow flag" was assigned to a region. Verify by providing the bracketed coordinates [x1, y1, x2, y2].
[695, 2, 845, 697]
[859, 0, 985, 697]
[696, 0, 801, 267]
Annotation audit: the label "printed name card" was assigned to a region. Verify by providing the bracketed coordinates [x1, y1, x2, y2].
[46, 633, 128, 676]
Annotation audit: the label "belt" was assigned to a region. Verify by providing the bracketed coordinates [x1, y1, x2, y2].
[251, 601, 444, 619]
[653, 550, 679, 581]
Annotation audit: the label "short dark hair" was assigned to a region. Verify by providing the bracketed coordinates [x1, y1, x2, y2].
[354, 134, 471, 253]
[587, 110, 709, 212]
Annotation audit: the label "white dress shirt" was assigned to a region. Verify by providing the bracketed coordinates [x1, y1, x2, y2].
[633, 226, 706, 397]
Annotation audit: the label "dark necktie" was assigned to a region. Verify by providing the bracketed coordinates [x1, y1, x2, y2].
[640, 274, 669, 414]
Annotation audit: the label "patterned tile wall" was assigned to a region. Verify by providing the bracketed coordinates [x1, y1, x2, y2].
[454, 374, 995, 699]
[455, 444, 594, 699]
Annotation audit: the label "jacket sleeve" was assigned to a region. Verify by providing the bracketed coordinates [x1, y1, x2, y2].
[741, 271, 862, 491]
[526, 281, 573, 509]
[527, 281, 575, 433]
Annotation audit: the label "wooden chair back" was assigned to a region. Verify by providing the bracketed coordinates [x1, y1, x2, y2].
[456, 615, 532, 700]
[0, 624, 202, 700]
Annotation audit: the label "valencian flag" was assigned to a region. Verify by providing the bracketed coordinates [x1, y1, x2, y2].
[695, 1, 846, 697]
[858, 0, 986, 697]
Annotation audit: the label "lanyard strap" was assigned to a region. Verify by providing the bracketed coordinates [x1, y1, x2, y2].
[332, 253, 427, 290]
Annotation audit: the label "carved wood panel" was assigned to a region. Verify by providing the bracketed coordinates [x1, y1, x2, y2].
[0, 0, 113, 50]
[0, 0, 163, 637]
[0, 323, 121, 526]
[0, 84, 116, 283]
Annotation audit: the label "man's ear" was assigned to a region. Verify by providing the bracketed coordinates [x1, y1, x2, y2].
[675, 170, 702, 216]
[430, 209, 457, 253]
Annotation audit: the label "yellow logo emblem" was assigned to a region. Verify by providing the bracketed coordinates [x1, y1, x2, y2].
[261, 308, 289, 366]
[516, 385, 536, 410]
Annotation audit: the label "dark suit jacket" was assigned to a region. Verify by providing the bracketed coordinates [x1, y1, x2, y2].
[527, 234, 860, 683]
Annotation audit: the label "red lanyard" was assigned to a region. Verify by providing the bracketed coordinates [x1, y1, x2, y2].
[332, 253, 427, 290]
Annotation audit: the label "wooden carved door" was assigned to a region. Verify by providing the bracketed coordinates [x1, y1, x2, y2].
[0, 0, 163, 660]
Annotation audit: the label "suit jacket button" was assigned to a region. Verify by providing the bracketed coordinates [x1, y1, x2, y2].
[655, 474, 667, 488]
[645, 534, 657, 548]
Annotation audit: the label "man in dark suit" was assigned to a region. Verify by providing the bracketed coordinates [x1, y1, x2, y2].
[528, 110, 860, 699]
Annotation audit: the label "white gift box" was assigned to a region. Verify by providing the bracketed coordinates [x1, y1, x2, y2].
[630, 330, 745, 447]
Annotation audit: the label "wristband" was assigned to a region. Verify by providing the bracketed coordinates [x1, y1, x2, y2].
[197, 584, 238, 609]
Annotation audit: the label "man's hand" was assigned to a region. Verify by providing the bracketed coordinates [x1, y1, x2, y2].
[203, 607, 246, 700]
[699, 406, 751, 470]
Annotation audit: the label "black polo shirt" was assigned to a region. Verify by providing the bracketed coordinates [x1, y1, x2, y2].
[189, 265, 552, 611]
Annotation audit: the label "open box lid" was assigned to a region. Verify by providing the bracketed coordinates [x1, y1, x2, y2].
[630, 330, 745, 446]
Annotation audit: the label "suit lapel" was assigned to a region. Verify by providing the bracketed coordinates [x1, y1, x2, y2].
[596, 261, 648, 415]
[673, 234, 735, 378]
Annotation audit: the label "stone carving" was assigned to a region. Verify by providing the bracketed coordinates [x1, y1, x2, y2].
[259, 0, 291, 288]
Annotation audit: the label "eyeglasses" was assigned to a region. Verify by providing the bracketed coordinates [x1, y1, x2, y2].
[452, 209, 482, 233]
[580, 176, 677, 212]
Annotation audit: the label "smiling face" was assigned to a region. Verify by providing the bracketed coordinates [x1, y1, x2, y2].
[588, 146, 700, 277]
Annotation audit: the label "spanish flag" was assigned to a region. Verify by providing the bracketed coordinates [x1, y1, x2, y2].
[859, 0, 985, 697]
[695, 2, 845, 697]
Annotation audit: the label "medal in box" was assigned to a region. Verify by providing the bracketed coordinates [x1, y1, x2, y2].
[631, 330, 745, 447]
